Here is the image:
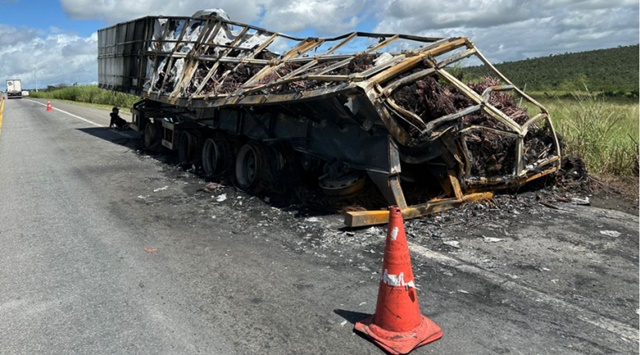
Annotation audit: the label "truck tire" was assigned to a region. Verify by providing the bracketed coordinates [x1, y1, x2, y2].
[319, 170, 366, 196]
[202, 134, 233, 179]
[258, 143, 289, 195]
[235, 142, 264, 192]
[235, 141, 288, 194]
[178, 131, 201, 166]
[144, 121, 162, 152]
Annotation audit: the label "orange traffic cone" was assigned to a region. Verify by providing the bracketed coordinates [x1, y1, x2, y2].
[354, 206, 442, 354]
[46, 101, 52, 112]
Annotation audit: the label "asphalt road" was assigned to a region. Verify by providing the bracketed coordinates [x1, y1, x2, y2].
[0, 98, 637, 354]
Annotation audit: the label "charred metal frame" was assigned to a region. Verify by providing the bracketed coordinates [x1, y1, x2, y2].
[98, 13, 561, 227]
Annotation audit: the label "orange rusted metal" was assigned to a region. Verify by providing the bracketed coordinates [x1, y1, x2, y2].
[345, 192, 494, 227]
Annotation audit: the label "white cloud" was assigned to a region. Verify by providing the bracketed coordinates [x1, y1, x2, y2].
[372, 0, 639, 62]
[260, 0, 367, 35]
[60, 0, 369, 35]
[60, 0, 270, 25]
[378, 0, 533, 30]
[0, 26, 98, 88]
[0, 25, 39, 46]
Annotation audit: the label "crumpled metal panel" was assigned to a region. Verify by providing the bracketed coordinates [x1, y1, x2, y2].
[98, 13, 561, 226]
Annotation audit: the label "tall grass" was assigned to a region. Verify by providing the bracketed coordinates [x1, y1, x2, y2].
[541, 89, 639, 176]
[30, 85, 139, 110]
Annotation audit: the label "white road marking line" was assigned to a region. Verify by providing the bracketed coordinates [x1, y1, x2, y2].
[28, 99, 103, 127]
[28, 100, 134, 138]
[409, 243, 639, 343]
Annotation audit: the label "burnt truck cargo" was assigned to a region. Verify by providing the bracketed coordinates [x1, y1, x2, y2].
[97, 10, 561, 227]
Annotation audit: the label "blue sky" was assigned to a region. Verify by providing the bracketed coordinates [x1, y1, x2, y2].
[0, 0, 638, 89]
[0, 0, 100, 36]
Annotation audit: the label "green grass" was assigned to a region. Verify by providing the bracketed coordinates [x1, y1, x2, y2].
[30, 85, 140, 110]
[534, 90, 639, 176]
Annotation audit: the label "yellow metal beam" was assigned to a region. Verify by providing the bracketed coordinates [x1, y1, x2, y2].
[344, 192, 494, 227]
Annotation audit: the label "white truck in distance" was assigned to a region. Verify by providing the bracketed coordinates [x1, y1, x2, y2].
[6, 79, 22, 99]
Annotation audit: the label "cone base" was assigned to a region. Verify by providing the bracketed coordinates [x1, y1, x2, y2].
[354, 314, 442, 354]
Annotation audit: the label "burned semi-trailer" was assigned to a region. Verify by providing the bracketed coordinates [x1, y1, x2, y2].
[97, 10, 561, 227]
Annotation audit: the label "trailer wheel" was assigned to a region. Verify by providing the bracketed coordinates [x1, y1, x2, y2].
[235, 141, 288, 194]
[144, 121, 162, 152]
[202, 135, 232, 178]
[319, 170, 366, 196]
[235, 142, 263, 192]
[178, 131, 201, 166]
[259, 143, 288, 195]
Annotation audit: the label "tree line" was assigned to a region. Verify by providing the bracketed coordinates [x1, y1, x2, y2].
[463, 45, 639, 96]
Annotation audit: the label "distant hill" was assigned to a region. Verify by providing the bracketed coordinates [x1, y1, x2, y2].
[463, 45, 639, 93]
